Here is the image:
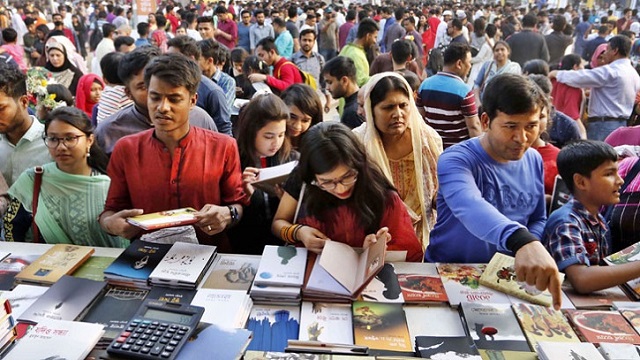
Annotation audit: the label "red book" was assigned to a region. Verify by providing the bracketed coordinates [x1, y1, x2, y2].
[564, 310, 640, 344]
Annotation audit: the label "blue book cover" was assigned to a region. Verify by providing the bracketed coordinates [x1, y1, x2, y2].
[176, 323, 252, 360]
[104, 240, 172, 280]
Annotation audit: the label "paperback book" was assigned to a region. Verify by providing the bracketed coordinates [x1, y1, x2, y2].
[460, 302, 530, 352]
[71, 256, 115, 282]
[80, 286, 148, 340]
[352, 301, 413, 353]
[478, 349, 538, 360]
[2, 284, 48, 320]
[564, 309, 640, 344]
[598, 343, 640, 360]
[436, 263, 510, 307]
[394, 262, 448, 303]
[563, 284, 629, 309]
[14, 244, 94, 285]
[176, 322, 253, 360]
[190, 288, 253, 329]
[0, 255, 39, 291]
[245, 304, 300, 352]
[255, 245, 308, 288]
[251, 160, 298, 195]
[511, 303, 579, 350]
[126, 207, 198, 230]
[146, 286, 196, 305]
[103, 239, 172, 289]
[148, 242, 217, 289]
[415, 335, 481, 359]
[403, 304, 466, 339]
[536, 341, 605, 360]
[359, 263, 404, 303]
[298, 302, 353, 344]
[201, 253, 260, 291]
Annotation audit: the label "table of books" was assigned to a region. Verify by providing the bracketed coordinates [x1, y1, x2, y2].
[0, 241, 639, 360]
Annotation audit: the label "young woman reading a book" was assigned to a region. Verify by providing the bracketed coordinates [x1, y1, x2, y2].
[7, 106, 128, 247]
[230, 94, 299, 255]
[271, 122, 424, 262]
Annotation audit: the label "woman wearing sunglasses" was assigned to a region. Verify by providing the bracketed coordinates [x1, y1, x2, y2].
[272, 122, 423, 262]
[6, 106, 127, 247]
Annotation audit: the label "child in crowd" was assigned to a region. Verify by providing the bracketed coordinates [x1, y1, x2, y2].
[229, 93, 299, 255]
[0, 28, 27, 72]
[543, 140, 629, 294]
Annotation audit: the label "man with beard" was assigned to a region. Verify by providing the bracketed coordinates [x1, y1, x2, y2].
[338, 18, 378, 87]
[292, 28, 325, 87]
[322, 56, 362, 129]
[250, 9, 274, 53]
[95, 46, 218, 155]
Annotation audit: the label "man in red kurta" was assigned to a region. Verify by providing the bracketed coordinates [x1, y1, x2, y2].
[248, 36, 302, 93]
[99, 54, 248, 251]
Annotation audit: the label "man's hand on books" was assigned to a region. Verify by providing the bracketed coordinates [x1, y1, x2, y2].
[100, 209, 144, 239]
[514, 241, 563, 310]
[364, 227, 391, 249]
[298, 226, 331, 254]
[194, 204, 231, 235]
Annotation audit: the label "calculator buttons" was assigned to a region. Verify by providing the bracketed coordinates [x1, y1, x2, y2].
[122, 344, 131, 351]
[161, 351, 171, 358]
[141, 347, 151, 354]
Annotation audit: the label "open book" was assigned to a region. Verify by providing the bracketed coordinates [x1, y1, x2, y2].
[251, 161, 298, 196]
[305, 239, 386, 300]
[126, 207, 198, 231]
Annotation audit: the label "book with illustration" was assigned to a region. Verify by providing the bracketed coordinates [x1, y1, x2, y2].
[254, 245, 308, 288]
[415, 335, 481, 359]
[0, 255, 39, 291]
[511, 303, 579, 350]
[190, 288, 252, 329]
[103, 239, 172, 289]
[2, 284, 48, 320]
[352, 301, 412, 353]
[460, 302, 530, 352]
[564, 309, 640, 344]
[403, 304, 466, 340]
[80, 286, 148, 340]
[479, 253, 560, 307]
[298, 302, 353, 344]
[436, 263, 510, 307]
[245, 304, 300, 352]
[359, 263, 404, 303]
[394, 262, 448, 303]
[126, 207, 198, 230]
[148, 242, 217, 289]
[71, 256, 115, 282]
[201, 253, 260, 291]
[251, 160, 298, 195]
[536, 341, 605, 360]
[15, 244, 94, 285]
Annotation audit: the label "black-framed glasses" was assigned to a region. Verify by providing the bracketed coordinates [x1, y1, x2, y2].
[311, 170, 358, 191]
[42, 135, 85, 149]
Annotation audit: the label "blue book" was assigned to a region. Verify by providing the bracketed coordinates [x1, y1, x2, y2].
[176, 323, 252, 360]
[104, 240, 172, 281]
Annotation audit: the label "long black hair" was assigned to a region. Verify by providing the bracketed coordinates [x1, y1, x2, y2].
[44, 106, 109, 174]
[297, 122, 394, 234]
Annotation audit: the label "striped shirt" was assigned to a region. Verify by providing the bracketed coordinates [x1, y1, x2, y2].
[96, 85, 133, 125]
[417, 71, 477, 149]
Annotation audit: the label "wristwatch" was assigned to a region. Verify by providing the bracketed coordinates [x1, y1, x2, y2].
[227, 205, 239, 227]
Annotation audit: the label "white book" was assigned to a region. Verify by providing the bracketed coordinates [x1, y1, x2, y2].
[250, 281, 301, 298]
[4, 319, 104, 360]
[403, 304, 466, 339]
[3, 284, 48, 320]
[298, 302, 353, 344]
[613, 301, 640, 310]
[536, 341, 605, 360]
[252, 161, 298, 195]
[254, 246, 307, 287]
[598, 343, 640, 360]
[305, 256, 351, 297]
[191, 288, 253, 329]
[149, 242, 217, 287]
[437, 263, 510, 307]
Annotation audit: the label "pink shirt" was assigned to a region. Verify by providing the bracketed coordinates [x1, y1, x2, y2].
[1, 44, 26, 72]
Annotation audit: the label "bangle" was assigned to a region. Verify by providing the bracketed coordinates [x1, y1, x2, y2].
[227, 205, 239, 227]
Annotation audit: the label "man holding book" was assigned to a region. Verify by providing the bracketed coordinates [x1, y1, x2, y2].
[98, 54, 248, 252]
[425, 74, 562, 309]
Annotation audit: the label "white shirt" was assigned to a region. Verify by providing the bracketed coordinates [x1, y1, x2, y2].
[94, 38, 115, 77]
[434, 21, 450, 49]
[0, 117, 51, 187]
[557, 58, 640, 118]
[187, 28, 202, 41]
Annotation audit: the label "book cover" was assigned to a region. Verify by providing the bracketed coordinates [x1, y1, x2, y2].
[478, 349, 538, 360]
[245, 304, 300, 352]
[255, 246, 308, 287]
[252, 160, 298, 195]
[604, 242, 640, 265]
[146, 285, 196, 305]
[201, 254, 260, 291]
[548, 175, 570, 215]
[618, 309, 640, 336]
[80, 286, 148, 340]
[0, 255, 39, 291]
[176, 322, 252, 360]
[190, 288, 252, 329]
[613, 301, 640, 310]
[304, 254, 352, 298]
[598, 343, 640, 360]
[563, 284, 629, 310]
[2, 284, 48, 320]
[149, 242, 217, 288]
[479, 253, 558, 307]
[536, 341, 605, 360]
[437, 263, 510, 307]
[103, 239, 172, 281]
[298, 302, 353, 344]
[394, 262, 448, 303]
[71, 256, 115, 282]
[126, 207, 198, 230]
[359, 263, 404, 303]
[18, 275, 107, 324]
[15, 244, 95, 285]
[415, 335, 481, 359]
[564, 309, 640, 344]
[352, 301, 412, 353]
[403, 304, 466, 339]
[511, 303, 579, 350]
[3, 318, 104, 360]
[460, 302, 530, 352]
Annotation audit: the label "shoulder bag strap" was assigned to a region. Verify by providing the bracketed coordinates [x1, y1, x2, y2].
[31, 166, 43, 243]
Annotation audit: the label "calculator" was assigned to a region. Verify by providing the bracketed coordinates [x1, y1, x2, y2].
[106, 299, 204, 360]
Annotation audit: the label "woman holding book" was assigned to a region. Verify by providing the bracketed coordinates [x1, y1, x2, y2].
[6, 106, 128, 247]
[272, 122, 424, 262]
[354, 72, 442, 251]
[230, 94, 299, 255]
[281, 84, 323, 150]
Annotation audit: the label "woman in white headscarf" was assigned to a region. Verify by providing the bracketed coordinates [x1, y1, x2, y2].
[44, 36, 84, 96]
[354, 72, 443, 252]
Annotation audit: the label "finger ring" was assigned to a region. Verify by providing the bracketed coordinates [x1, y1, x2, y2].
[207, 226, 212, 231]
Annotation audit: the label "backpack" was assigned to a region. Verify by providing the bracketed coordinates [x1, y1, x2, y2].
[278, 61, 318, 90]
[89, 20, 103, 52]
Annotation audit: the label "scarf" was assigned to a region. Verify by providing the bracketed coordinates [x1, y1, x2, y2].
[76, 74, 104, 117]
[353, 72, 443, 251]
[8, 162, 129, 248]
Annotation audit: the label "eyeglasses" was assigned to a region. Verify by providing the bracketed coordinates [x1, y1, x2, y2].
[312, 170, 358, 191]
[43, 135, 86, 149]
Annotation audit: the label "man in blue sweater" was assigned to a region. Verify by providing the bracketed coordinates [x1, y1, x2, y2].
[425, 73, 562, 309]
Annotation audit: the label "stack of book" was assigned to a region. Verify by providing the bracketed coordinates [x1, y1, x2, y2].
[103, 239, 172, 289]
[200, 253, 260, 292]
[14, 244, 94, 286]
[0, 254, 40, 291]
[250, 246, 307, 304]
[148, 242, 217, 289]
[0, 298, 17, 358]
[190, 288, 253, 329]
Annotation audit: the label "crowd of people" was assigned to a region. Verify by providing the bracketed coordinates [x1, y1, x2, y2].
[0, 0, 640, 307]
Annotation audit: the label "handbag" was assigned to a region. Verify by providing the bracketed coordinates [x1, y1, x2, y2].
[1, 166, 43, 243]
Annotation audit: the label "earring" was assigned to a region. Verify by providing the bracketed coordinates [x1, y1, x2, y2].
[86, 148, 91, 157]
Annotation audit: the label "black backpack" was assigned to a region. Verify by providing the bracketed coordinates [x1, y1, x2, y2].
[89, 21, 103, 52]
